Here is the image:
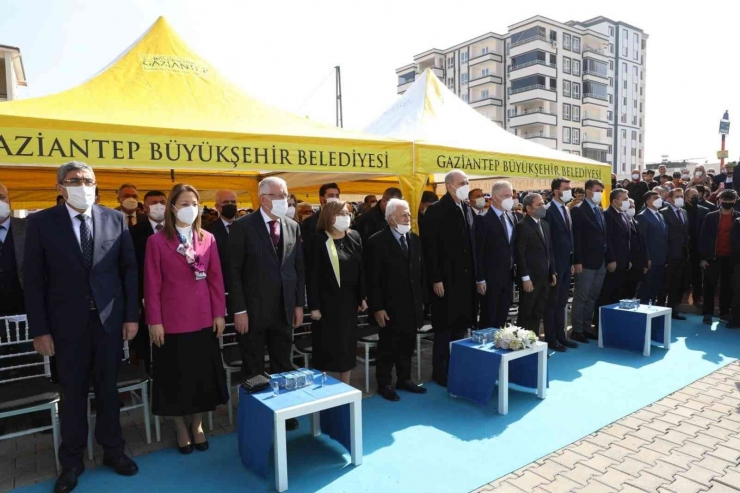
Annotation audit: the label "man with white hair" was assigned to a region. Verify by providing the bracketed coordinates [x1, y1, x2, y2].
[227, 176, 305, 431]
[421, 170, 478, 387]
[367, 199, 427, 401]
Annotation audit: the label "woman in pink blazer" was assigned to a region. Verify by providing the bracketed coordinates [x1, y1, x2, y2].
[144, 183, 227, 455]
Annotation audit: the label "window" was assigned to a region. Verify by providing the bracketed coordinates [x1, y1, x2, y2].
[583, 58, 606, 77]
[607, 128, 613, 137]
[633, 33, 639, 47]
[511, 50, 547, 69]
[607, 110, 613, 121]
[448, 57, 454, 68]
[609, 26, 614, 36]
[609, 60, 614, 71]
[572, 128, 580, 145]
[609, 94, 613, 104]
[583, 80, 608, 100]
[639, 118, 642, 126]
[631, 148, 636, 156]
[622, 29, 628, 56]
[634, 83, 638, 93]
[609, 77, 613, 87]
[563, 57, 571, 74]
[622, 62, 627, 75]
[633, 99, 637, 108]
[511, 74, 547, 91]
[634, 50, 639, 60]
[621, 113, 627, 123]
[549, 54, 556, 66]
[621, 129, 626, 139]
[462, 94, 469, 103]
[563, 33, 571, 50]
[572, 105, 580, 122]
[563, 80, 571, 97]
[632, 115, 637, 125]
[481, 89, 489, 99]
[482, 46, 489, 55]
[573, 59, 581, 76]
[633, 66, 637, 77]
[639, 149, 642, 158]
[563, 127, 571, 144]
[563, 103, 571, 120]
[623, 97, 627, 106]
[631, 131, 637, 140]
[549, 78, 556, 90]
[572, 82, 581, 99]
[572, 151, 580, 156]
[481, 68, 489, 77]
[609, 43, 614, 54]
[398, 72, 415, 85]
[640, 86, 643, 96]
[510, 26, 546, 45]
[461, 73, 469, 84]
[639, 133, 642, 143]
[550, 30, 557, 42]
[460, 52, 468, 63]
[572, 37, 581, 53]
[447, 77, 454, 87]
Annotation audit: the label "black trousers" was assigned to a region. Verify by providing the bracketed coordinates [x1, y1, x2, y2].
[544, 267, 570, 344]
[664, 258, 689, 311]
[621, 266, 642, 300]
[594, 269, 626, 326]
[732, 264, 740, 325]
[238, 322, 293, 376]
[432, 328, 465, 379]
[703, 257, 734, 316]
[689, 247, 703, 300]
[376, 325, 415, 387]
[639, 264, 665, 305]
[55, 311, 124, 470]
[479, 282, 513, 329]
[517, 283, 549, 335]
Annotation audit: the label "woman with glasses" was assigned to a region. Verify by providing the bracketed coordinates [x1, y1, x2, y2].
[144, 183, 227, 454]
[307, 200, 367, 384]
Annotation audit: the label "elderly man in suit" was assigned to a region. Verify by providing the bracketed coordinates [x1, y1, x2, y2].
[543, 177, 578, 352]
[205, 189, 238, 292]
[570, 179, 607, 343]
[0, 183, 26, 317]
[227, 176, 305, 431]
[659, 188, 690, 319]
[636, 191, 669, 305]
[367, 199, 427, 401]
[114, 183, 147, 227]
[515, 193, 556, 335]
[475, 180, 519, 330]
[421, 170, 477, 387]
[24, 161, 139, 493]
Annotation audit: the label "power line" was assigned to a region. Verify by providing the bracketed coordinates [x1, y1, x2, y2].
[294, 68, 335, 114]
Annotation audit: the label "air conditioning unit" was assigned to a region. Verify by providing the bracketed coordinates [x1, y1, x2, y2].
[552, 41, 558, 48]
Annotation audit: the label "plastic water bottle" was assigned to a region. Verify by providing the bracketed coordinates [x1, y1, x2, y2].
[321, 372, 327, 387]
[467, 328, 472, 339]
[648, 299, 652, 311]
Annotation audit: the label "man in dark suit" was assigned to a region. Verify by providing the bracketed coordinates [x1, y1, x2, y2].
[205, 189, 238, 292]
[367, 199, 427, 401]
[129, 190, 167, 371]
[659, 188, 690, 319]
[301, 182, 340, 241]
[353, 187, 403, 244]
[570, 179, 607, 343]
[114, 183, 147, 227]
[24, 162, 139, 493]
[728, 218, 740, 329]
[698, 189, 740, 324]
[636, 191, 668, 305]
[417, 191, 439, 236]
[683, 187, 710, 307]
[0, 183, 26, 316]
[595, 188, 632, 324]
[420, 170, 477, 387]
[227, 176, 305, 430]
[514, 194, 556, 335]
[543, 177, 578, 351]
[696, 185, 718, 212]
[621, 199, 645, 299]
[475, 180, 519, 330]
[712, 162, 737, 192]
[627, 169, 649, 212]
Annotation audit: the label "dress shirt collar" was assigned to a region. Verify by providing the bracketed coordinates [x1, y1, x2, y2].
[648, 207, 661, 218]
[586, 198, 601, 211]
[221, 217, 233, 229]
[390, 226, 405, 243]
[260, 207, 280, 225]
[611, 205, 623, 215]
[149, 218, 163, 232]
[66, 203, 92, 222]
[668, 203, 682, 213]
[0, 215, 10, 231]
[529, 215, 540, 224]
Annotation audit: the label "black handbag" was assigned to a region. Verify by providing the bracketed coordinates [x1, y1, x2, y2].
[241, 373, 271, 394]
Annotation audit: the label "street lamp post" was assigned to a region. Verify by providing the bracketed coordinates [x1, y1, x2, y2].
[719, 110, 730, 167]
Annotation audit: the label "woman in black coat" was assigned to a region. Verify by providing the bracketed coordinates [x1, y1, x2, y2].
[308, 200, 367, 383]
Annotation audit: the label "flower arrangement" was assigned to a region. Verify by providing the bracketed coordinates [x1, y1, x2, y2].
[493, 325, 538, 351]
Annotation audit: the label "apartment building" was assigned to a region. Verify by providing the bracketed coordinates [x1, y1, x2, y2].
[0, 44, 26, 101]
[395, 16, 647, 175]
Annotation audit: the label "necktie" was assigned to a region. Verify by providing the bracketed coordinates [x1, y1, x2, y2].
[594, 207, 604, 230]
[268, 220, 280, 248]
[77, 214, 93, 267]
[677, 209, 685, 225]
[562, 206, 571, 232]
[226, 223, 232, 234]
[399, 234, 409, 257]
[155, 223, 163, 232]
[127, 215, 134, 227]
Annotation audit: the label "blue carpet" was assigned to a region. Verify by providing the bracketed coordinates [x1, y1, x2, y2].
[18, 315, 740, 493]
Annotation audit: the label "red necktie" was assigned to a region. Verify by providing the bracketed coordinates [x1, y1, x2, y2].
[268, 221, 280, 247]
[563, 207, 571, 231]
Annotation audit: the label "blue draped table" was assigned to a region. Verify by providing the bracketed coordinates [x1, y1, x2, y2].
[237, 371, 363, 492]
[598, 303, 672, 356]
[447, 338, 548, 414]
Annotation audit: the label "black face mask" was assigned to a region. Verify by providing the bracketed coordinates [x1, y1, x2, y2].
[221, 204, 237, 219]
[689, 196, 699, 206]
[721, 202, 736, 210]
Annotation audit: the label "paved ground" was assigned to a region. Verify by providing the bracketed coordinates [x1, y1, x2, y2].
[474, 360, 740, 493]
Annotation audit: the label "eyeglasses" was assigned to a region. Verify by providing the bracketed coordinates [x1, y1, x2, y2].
[60, 178, 96, 187]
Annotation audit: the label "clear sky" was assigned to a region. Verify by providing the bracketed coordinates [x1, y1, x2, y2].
[3, 0, 739, 166]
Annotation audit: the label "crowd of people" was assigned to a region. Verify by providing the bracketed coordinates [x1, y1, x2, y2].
[2, 159, 740, 493]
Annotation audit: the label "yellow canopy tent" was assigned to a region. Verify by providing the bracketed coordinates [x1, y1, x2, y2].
[0, 17, 415, 209]
[365, 69, 612, 208]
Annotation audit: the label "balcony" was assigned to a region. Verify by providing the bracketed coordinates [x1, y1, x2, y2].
[509, 108, 557, 127]
[582, 112, 611, 129]
[431, 67, 444, 79]
[469, 52, 502, 66]
[582, 135, 611, 151]
[508, 59, 557, 79]
[469, 74, 502, 87]
[583, 92, 609, 107]
[510, 35, 548, 49]
[508, 85, 557, 104]
[522, 132, 557, 149]
[583, 45, 609, 61]
[508, 38, 556, 58]
[583, 69, 608, 80]
[470, 96, 502, 109]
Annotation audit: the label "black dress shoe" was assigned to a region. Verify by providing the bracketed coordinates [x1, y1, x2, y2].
[102, 454, 138, 476]
[672, 313, 687, 321]
[54, 467, 84, 493]
[560, 339, 578, 349]
[548, 342, 567, 352]
[726, 323, 740, 330]
[396, 380, 428, 394]
[571, 333, 589, 343]
[178, 443, 194, 455]
[584, 331, 599, 340]
[286, 418, 299, 431]
[378, 385, 400, 401]
[194, 440, 209, 451]
[703, 315, 713, 325]
[720, 313, 731, 322]
[433, 374, 448, 387]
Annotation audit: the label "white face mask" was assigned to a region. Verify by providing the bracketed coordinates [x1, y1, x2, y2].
[681, 174, 690, 181]
[325, 197, 340, 204]
[333, 215, 351, 232]
[626, 208, 636, 218]
[632, 173, 640, 180]
[561, 190, 573, 203]
[0, 200, 9, 219]
[65, 185, 96, 210]
[148, 204, 166, 222]
[592, 191, 603, 203]
[174, 205, 199, 225]
[270, 198, 288, 218]
[653, 198, 663, 209]
[286, 206, 296, 219]
[474, 197, 486, 209]
[674, 198, 685, 208]
[395, 223, 411, 235]
[620, 200, 630, 212]
[695, 171, 703, 177]
[454, 184, 470, 202]
[121, 197, 138, 211]
[501, 197, 514, 212]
